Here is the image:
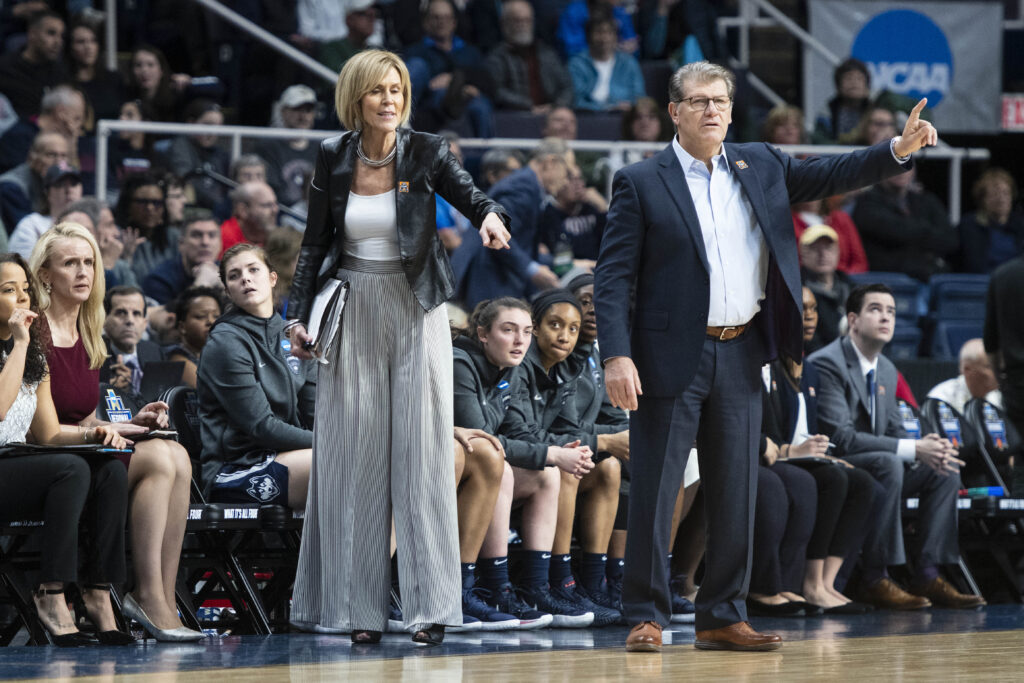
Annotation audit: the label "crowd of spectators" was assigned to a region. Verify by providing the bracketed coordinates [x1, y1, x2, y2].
[0, 0, 1020, 643]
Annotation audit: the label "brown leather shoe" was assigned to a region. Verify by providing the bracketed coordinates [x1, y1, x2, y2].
[911, 577, 986, 609]
[625, 621, 662, 652]
[859, 577, 931, 610]
[694, 621, 782, 651]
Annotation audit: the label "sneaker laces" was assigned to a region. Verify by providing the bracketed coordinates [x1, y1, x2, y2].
[541, 583, 587, 615]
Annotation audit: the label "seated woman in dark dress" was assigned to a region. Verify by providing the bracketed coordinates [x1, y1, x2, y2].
[30, 223, 201, 642]
[0, 252, 133, 646]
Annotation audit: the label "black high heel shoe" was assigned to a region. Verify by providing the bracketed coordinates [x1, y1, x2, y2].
[32, 588, 95, 647]
[82, 585, 136, 645]
[411, 624, 444, 645]
[351, 629, 382, 644]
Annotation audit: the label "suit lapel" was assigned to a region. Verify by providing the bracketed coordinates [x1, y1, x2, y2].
[841, 337, 872, 423]
[724, 143, 775, 253]
[656, 147, 710, 274]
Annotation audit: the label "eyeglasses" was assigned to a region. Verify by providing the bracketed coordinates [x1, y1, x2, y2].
[677, 96, 732, 112]
[131, 198, 164, 207]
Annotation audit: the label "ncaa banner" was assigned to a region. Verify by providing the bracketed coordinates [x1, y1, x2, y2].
[805, 1, 1002, 134]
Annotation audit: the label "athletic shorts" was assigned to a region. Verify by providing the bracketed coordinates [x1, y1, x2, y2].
[210, 451, 289, 506]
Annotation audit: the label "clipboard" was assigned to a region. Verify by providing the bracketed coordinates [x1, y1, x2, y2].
[0, 442, 134, 459]
[306, 278, 350, 364]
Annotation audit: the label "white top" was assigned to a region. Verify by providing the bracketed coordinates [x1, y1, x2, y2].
[591, 58, 614, 104]
[671, 137, 768, 326]
[344, 190, 400, 261]
[0, 382, 37, 445]
[927, 376, 1003, 414]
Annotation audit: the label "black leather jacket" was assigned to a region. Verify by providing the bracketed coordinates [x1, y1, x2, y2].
[289, 128, 509, 322]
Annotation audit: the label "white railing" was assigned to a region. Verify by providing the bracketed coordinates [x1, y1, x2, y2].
[94, 120, 990, 223]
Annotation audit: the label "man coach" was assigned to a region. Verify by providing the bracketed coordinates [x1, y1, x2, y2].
[594, 61, 937, 653]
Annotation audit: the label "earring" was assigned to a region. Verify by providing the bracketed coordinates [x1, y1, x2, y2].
[43, 282, 52, 294]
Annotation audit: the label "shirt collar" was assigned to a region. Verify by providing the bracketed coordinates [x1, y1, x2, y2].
[671, 135, 729, 178]
[849, 336, 878, 377]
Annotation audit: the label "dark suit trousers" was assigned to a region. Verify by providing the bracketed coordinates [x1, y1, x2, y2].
[844, 452, 960, 569]
[0, 453, 128, 584]
[625, 330, 764, 630]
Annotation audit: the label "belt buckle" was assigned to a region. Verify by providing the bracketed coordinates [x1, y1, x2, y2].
[719, 326, 736, 341]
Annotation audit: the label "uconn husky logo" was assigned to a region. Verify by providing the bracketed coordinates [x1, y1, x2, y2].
[247, 474, 280, 502]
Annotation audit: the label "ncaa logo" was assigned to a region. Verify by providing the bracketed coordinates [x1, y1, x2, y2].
[851, 10, 953, 106]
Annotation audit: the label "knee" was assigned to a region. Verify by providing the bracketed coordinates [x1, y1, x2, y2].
[168, 442, 192, 480]
[559, 468, 581, 492]
[51, 452, 90, 484]
[595, 456, 621, 490]
[471, 439, 506, 484]
[133, 442, 176, 480]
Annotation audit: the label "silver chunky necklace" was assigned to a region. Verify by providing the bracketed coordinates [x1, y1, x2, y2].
[356, 138, 396, 167]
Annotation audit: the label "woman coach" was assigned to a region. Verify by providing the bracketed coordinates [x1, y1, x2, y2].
[287, 49, 510, 645]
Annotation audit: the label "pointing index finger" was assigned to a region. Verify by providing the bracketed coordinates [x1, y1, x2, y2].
[908, 98, 927, 123]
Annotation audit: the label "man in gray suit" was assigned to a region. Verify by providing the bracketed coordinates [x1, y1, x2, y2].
[810, 283, 986, 610]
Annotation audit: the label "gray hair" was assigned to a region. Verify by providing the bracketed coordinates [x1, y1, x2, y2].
[530, 137, 569, 162]
[229, 153, 268, 180]
[40, 85, 83, 114]
[481, 148, 524, 176]
[59, 197, 105, 227]
[668, 61, 736, 103]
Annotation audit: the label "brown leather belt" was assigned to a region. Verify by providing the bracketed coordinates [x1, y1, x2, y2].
[706, 323, 750, 341]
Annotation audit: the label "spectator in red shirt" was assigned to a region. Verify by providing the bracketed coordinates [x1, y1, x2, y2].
[220, 181, 278, 256]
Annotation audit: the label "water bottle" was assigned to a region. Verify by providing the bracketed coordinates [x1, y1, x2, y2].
[552, 235, 574, 277]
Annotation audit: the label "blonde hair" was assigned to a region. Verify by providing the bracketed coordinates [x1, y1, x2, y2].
[334, 50, 412, 131]
[29, 222, 108, 370]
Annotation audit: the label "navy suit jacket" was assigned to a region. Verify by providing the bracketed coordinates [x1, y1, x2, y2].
[594, 139, 909, 398]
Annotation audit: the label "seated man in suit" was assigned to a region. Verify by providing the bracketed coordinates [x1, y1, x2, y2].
[810, 284, 986, 610]
[101, 285, 167, 411]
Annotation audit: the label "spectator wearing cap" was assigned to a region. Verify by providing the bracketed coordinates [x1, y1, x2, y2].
[852, 166, 958, 282]
[254, 86, 320, 207]
[792, 198, 868, 275]
[485, 0, 573, 113]
[10, 162, 83, 260]
[800, 224, 851, 353]
[318, 0, 378, 73]
[143, 208, 223, 305]
[957, 168, 1024, 274]
[0, 131, 69, 229]
[219, 181, 279, 256]
[0, 9, 68, 120]
[0, 85, 87, 175]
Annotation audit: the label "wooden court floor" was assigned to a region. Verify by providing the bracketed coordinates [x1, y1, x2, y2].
[31, 631, 1020, 682]
[4, 606, 1024, 682]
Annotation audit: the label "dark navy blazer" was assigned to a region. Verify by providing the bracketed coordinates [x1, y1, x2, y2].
[594, 139, 909, 398]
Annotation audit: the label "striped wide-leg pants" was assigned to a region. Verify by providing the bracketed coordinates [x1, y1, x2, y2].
[291, 256, 461, 632]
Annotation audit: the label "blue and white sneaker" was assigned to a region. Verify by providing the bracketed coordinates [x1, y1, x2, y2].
[520, 583, 594, 629]
[576, 579, 624, 625]
[448, 613, 483, 633]
[552, 577, 620, 627]
[462, 574, 520, 631]
[486, 582, 553, 630]
[671, 593, 696, 623]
